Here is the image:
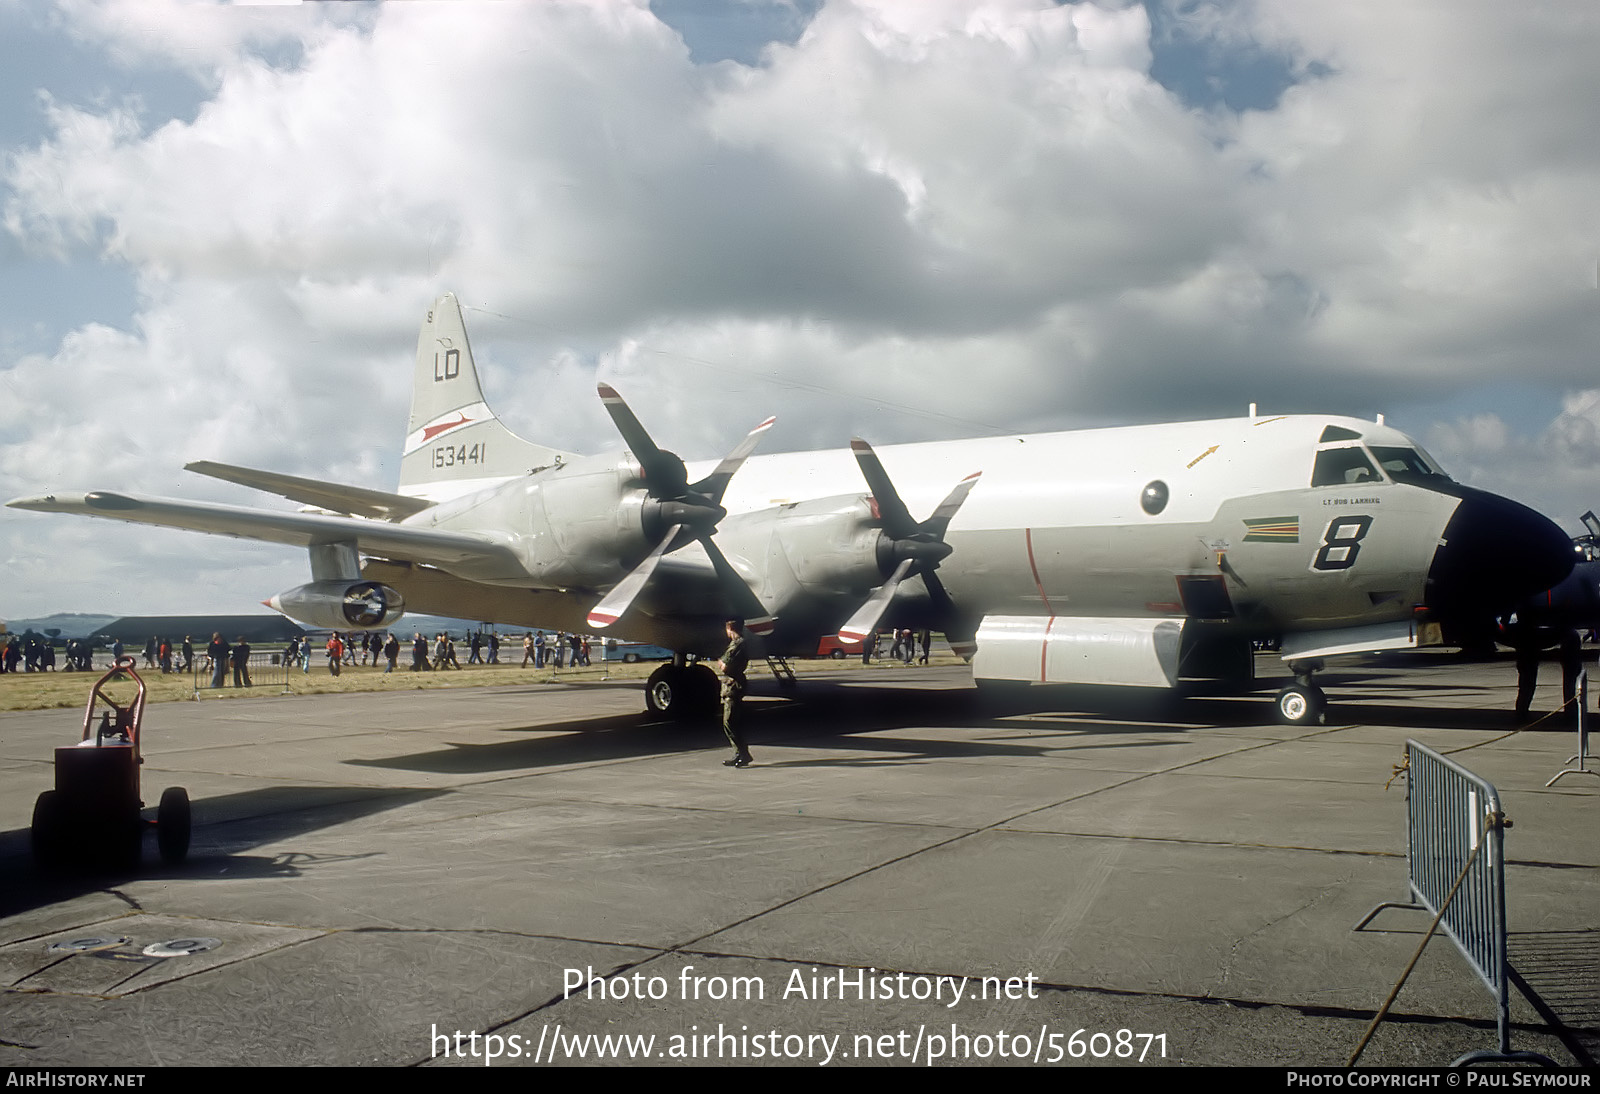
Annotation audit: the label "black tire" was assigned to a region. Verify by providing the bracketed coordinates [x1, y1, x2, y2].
[645, 664, 683, 717]
[157, 786, 191, 864]
[686, 663, 720, 714]
[31, 790, 66, 872]
[830, 649, 845, 660]
[1276, 684, 1326, 726]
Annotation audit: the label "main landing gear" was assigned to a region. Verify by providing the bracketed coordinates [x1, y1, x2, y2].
[644, 661, 719, 718]
[1275, 659, 1327, 726]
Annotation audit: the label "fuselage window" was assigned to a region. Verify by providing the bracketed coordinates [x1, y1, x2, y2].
[1140, 480, 1169, 515]
[1368, 446, 1452, 487]
[1311, 447, 1381, 487]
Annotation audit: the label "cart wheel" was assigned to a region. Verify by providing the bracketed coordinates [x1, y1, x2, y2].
[157, 787, 191, 865]
[31, 791, 66, 872]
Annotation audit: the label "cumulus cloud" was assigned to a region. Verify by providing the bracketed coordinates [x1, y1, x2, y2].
[1425, 391, 1600, 533]
[2, 0, 1599, 614]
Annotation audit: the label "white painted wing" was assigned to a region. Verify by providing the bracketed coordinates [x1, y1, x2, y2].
[7, 491, 522, 575]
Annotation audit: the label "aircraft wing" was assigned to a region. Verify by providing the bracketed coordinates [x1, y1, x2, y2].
[7, 491, 521, 573]
[184, 460, 434, 521]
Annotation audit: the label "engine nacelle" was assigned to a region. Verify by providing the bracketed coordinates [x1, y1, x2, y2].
[266, 581, 406, 630]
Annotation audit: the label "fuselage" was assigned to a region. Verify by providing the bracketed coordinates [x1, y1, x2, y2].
[389, 411, 1572, 656]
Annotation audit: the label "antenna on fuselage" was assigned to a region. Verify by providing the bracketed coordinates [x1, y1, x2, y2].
[1248, 403, 1257, 420]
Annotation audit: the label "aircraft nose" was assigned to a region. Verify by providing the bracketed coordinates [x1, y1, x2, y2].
[1425, 486, 1574, 622]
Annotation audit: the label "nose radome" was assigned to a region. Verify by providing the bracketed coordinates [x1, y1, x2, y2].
[1425, 486, 1574, 623]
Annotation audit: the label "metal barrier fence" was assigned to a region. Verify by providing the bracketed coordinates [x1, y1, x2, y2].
[1354, 740, 1554, 1066]
[1547, 670, 1597, 787]
[192, 651, 291, 695]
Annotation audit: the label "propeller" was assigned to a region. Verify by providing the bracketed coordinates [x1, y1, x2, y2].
[837, 439, 980, 656]
[586, 385, 776, 634]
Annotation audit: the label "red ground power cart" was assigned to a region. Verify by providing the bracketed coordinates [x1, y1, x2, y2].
[31, 656, 191, 871]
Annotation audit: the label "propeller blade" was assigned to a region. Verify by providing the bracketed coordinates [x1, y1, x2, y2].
[699, 534, 776, 635]
[919, 569, 976, 659]
[598, 383, 687, 495]
[844, 445, 983, 656]
[922, 566, 954, 617]
[850, 439, 917, 538]
[920, 471, 982, 539]
[838, 558, 914, 643]
[586, 524, 682, 630]
[691, 416, 777, 504]
[945, 626, 979, 662]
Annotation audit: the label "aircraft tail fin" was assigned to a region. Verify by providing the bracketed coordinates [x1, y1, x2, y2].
[400, 293, 574, 499]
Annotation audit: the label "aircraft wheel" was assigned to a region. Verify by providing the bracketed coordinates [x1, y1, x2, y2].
[686, 664, 720, 715]
[645, 665, 683, 717]
[830, 650, 845, 660]
[157, 787, 191, 865]
[1276, 684, 1326, 726]
[31, 791, 67, 872]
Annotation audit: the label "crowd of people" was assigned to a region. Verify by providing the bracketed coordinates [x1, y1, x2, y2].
[859, 628, 932, 665]
[265, 628, 600, 677]
[5, 625, 928, 686]
[0, 627, 619, 681]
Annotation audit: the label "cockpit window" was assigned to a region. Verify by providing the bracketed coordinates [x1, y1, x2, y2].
[1319, 425, 1363, 442]
[1311, 447, 1381, 487]
[1369, 446, 1452, 486]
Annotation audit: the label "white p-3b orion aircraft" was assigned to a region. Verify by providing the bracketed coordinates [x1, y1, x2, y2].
[9, 294, 1574, 724]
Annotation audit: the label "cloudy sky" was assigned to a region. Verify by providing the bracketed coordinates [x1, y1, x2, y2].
[2, 0, 1597, 619]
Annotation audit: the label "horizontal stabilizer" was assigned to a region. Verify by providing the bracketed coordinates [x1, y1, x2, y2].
[6, 491, 521, 577]
[185, 461, 434, 521]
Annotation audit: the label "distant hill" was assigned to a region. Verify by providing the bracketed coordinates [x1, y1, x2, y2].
[3, 611, 568, 642]
[2, 613, 119, 638]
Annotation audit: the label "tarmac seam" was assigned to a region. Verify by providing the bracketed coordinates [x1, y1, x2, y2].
[423, 720, 1377, 1044]
[1210, 877, 1349, 999]
[993, 826, 1407, 860]
[968, 722, 1354, 836]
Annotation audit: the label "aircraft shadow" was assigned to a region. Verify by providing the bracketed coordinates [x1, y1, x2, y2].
[345, 711, 719, 775]
[337, 676, 1254, 778]
[311, 669, 1545, 780]
[0, 785, 446, 920]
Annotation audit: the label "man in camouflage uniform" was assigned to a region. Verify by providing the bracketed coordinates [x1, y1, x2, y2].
[715, 619, 753, 768]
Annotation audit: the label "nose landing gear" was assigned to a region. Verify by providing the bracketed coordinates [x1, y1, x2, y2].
[1275, 660, 1327, 726]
